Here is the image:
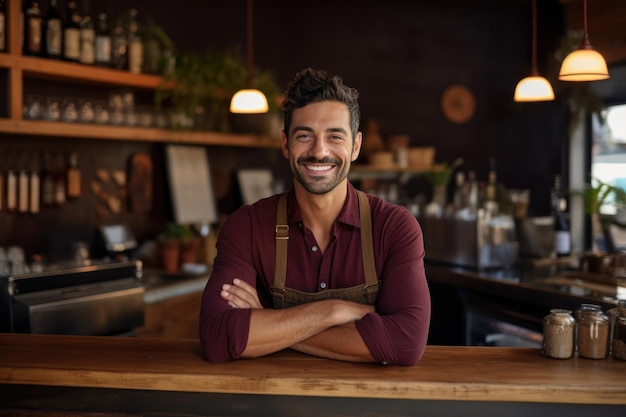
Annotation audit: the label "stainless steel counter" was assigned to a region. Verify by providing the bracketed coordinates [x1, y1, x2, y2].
[140, 269, 209, 304]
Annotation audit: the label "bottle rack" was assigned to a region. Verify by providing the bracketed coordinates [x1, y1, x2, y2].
[0, 0, 279, 149]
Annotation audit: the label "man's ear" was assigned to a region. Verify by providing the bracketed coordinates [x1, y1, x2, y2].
[281, 131, 289, 159]
[351, 132, 363, 162]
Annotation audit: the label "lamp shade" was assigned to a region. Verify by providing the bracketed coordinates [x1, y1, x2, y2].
[229, 89, 269, 114]
[514, 75, 555, 102]
[558, 46, 610, 81]
[513, 0, 554, 103]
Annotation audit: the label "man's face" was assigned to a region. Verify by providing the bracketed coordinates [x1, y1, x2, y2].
[281, 101, 362, 195]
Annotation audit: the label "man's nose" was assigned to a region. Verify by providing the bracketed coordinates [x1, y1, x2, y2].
[309, 137, 330, 159]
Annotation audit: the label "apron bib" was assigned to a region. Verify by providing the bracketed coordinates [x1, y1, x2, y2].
[270, 191, 380, 309]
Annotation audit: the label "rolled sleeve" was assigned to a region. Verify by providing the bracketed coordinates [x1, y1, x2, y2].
[356, 205, 431, 366]
[199, 208, 256, 362]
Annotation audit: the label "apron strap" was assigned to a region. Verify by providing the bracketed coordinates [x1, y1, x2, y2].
[273, 192, 289, 307]
[274, 190, 378, 306]
[356, 190, 379, 292]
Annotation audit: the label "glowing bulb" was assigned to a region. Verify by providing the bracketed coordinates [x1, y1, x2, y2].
[514, 76, 555, 102]
[230, 89, 269, 114]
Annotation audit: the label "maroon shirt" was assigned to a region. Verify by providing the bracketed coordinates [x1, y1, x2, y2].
[199, 183, 431, 365]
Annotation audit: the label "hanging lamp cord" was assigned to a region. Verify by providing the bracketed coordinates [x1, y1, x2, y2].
[246, 0, 254, 87]
[531, 0, 537, 72]
[583, 0, 588, 35]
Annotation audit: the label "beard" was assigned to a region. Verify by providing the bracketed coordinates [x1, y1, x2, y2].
[292, 156, 350, 195]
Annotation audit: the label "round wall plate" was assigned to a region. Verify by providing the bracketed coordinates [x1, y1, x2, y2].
[441, 84, 476, 124]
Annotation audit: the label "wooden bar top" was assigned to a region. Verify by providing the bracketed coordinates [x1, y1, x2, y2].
[1, 334, 625, 405]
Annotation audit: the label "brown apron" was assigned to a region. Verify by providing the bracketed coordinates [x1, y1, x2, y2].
[270, 190, 380, 309]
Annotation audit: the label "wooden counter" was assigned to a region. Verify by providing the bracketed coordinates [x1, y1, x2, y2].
[1, 334, 625, 416]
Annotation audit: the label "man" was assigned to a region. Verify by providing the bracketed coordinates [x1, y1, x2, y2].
[199, 68, 430, 365]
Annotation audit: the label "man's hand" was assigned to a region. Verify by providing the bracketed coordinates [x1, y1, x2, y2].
[220, 278, 376, 362]
[221, 278, 263, 309]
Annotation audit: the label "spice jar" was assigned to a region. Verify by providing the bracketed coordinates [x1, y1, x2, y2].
[577, 307, 609, 359]
[575, 303, 602, 320]
[574, 303, 601, 354]
[542, 309, 575, 359]
[609, 300, 626, 361]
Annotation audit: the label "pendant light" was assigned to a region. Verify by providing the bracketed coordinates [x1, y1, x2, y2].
[514, 0, 554, 102]
[230, 0, 269, 113]
[558, 0, 609, 82]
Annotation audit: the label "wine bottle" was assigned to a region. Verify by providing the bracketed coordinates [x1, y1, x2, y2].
[110, 15, 127, 70]
[127, 8, 142, 73]
[62, 1, 81, 62]
[486, 157, 497, 203]
[29, 154, 41, 214]
[453, 171, 466, 212]
[5, 157, 17, 212]
[53, 153, 66, 207]
[94, 13, 111, 67]
[79, 0, 95, 64]
[0, 0, 7, 53]
[484, 157, 498, 217]
[551, 175, 571, 257]
[23, 1, 44, 56]
[43, 0, 63, 59]
[18, 165, 29, 213]
[467, 170, 479, 216]
[66, 152, 81, 199]
[41, 152, 55, 207]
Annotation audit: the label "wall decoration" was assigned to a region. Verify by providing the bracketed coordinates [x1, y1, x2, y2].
[441, 84, 476, 124]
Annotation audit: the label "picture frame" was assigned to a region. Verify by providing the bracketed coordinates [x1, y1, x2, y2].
[237, 169, 275, 205]
[165, 145, 218, 225]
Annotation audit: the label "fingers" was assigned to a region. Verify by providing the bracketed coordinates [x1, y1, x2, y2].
[221, 278, 263, 309]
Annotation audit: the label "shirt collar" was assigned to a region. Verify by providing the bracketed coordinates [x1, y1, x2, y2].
[287, 182, 361, 229]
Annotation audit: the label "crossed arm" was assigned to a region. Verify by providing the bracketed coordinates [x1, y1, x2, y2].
[221, 278, 376, 362]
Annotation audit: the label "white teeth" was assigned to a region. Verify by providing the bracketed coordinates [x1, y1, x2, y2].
[307, 165, 332, 171]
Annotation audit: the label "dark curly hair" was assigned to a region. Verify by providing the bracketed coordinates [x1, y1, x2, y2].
[281, 68, 361, 142]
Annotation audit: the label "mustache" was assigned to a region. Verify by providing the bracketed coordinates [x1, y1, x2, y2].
[298, 157, 341, 165]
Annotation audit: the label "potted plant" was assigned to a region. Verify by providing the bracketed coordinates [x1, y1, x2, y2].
[140, 16, 176, 75]
[574, 177, 626, 250]
[154, 47, 281, 133]
[158, 222, 198, 272]
[420, 158, 464, 209]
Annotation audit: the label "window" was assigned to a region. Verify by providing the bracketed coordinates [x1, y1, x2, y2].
[591, 104, 626, 215]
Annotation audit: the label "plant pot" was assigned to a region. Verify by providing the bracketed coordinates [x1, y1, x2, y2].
[159, 239, 181, 273]
[180, 238, 201, 265]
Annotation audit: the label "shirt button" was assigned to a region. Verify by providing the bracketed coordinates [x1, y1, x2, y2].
[311, 246, 318, 252]
[320, 282, 327, 289]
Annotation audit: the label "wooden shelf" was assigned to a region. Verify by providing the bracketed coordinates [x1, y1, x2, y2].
[0, 53, 168, 89]
[0, 0, 278, 150]
[0, 52, 277, 148]
[0, 119, 281, 147]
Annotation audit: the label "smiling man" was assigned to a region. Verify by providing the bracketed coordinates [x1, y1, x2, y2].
[199, 68, 430, 365]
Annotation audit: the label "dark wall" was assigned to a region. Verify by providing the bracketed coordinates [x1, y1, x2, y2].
[0, 137, 285, 260]
[1, 0, 571, 262]
[123, 0, 569, 209]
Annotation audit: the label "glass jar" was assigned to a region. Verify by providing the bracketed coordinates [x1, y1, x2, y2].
[575, 303, 602, 320]
[574, 303, 601, 355]
[577, 307, 609, 359]
[609, 300, 626, 361]
[542, 309, 575, 359]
